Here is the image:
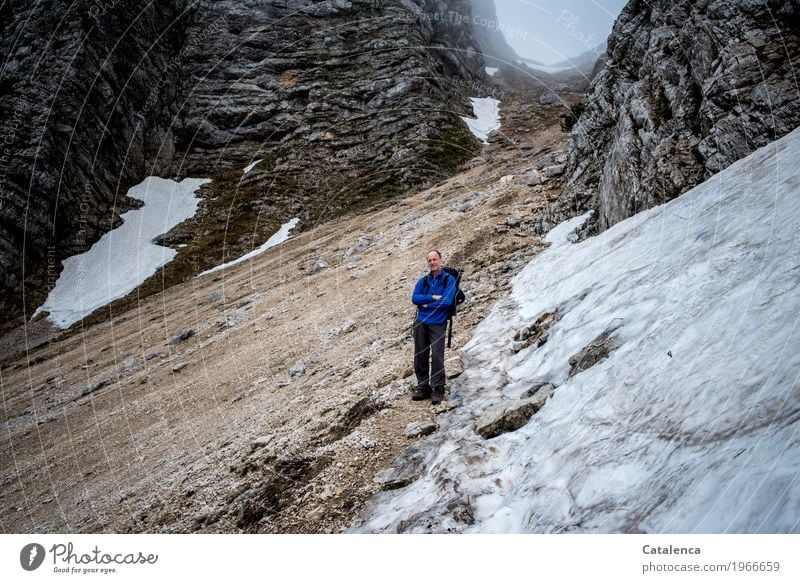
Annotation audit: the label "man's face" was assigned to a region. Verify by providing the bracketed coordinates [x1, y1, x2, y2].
[427, 252, 441, 272]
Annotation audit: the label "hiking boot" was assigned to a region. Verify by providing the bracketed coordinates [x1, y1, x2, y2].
[431, 387, 445, 405]
[411, 387, 432, 401]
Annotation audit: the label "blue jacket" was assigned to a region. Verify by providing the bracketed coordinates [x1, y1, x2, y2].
[412, 271, 457, 325]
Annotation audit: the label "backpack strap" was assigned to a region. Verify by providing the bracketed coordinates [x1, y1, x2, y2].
[423, 273, 449, 295]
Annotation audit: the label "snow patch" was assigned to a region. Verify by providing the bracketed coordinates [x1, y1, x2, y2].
[529, 64, 576, 74]
[518, 60, 576, 74]
[34, 176, 210, 328]
[485, 67, 498, 76]
[461, 97, 500, 144]
[243, 158, 263, 174]
[199, 217, 300, 276]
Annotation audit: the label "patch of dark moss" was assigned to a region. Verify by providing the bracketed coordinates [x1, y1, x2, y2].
[423, 114, 481, 168]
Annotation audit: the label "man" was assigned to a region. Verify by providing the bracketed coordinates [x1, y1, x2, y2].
[411, 249, 457, 405]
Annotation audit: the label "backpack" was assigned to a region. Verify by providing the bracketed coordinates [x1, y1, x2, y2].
[421, 266, 466, 347]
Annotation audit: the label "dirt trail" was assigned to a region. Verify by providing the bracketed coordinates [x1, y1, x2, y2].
[0, 92, 575, 533]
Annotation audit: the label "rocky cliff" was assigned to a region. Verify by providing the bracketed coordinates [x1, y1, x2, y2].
[547, 0, 800, 232]
[1, 0, 494, 331]
[470, 0, 518, 67]
[0, 0, 188, 329]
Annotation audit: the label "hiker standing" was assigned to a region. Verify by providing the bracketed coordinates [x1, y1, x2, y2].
[411, 250, 457, 405]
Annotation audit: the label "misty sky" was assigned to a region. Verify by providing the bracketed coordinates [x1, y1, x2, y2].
[493, 0, 628, 65]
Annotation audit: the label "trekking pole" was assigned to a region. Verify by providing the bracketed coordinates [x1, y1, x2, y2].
[447, 318, 453, 348]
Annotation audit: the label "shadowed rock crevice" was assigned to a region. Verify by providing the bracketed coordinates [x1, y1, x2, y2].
[320, 396, 386, 445]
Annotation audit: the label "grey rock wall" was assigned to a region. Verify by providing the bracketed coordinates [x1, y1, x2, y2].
[470, 0, 518, 67]
[548, 0, 800, 233]
[0, 0, 188, 327]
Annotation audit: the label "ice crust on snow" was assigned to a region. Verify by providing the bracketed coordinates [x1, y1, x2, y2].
[199, 217, 300, 276]
[34, 176, 210, 329]
[355, 128, 800, 533]
[461, 97, 500, 144]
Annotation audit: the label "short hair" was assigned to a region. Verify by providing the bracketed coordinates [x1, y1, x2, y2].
[426, 249, 442, 259]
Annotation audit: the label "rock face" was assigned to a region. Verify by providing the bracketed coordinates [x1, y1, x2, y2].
[175, 0, 486, 187]
[548, 0, 800, 233]
[567, 329, 619, 377]
[0, 0, 494, 330]
[0, 0, 187, 329]
[470, 0, 519, 67]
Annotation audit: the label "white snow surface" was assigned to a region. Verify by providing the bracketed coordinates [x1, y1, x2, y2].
[243, 158, 263, 174]
[484, 67, 499, 76]
[528, 64, 576, 74]
[461, 97, 500, 144]
[517, 59, 576, 74]
[199, 217, 300, 276]
[355, 128, 800, 533]
[34, 176, 210, 329]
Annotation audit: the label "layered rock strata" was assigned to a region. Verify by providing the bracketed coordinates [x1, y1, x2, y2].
[0, 0, 187, 328]
[548, 0, 800, 232]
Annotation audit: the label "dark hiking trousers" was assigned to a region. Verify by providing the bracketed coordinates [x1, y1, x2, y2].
[413, 322, 446, 393]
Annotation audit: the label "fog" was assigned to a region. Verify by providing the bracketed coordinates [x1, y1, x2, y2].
[492, 0, 627, 65]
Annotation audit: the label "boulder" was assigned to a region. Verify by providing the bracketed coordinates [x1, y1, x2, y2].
[251, 436, 273, 449]
[511, 310, 559, 354]
[516, 170, 542, 186]
[374, 444, 427, 490]
[169, 329, 195, 345]
[541, 164, 565, 179]
[404, 421, 437, 439]
[475, 389, 554, 439]
[289, 361, 306, 377]
[568, 330, 619, 377]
